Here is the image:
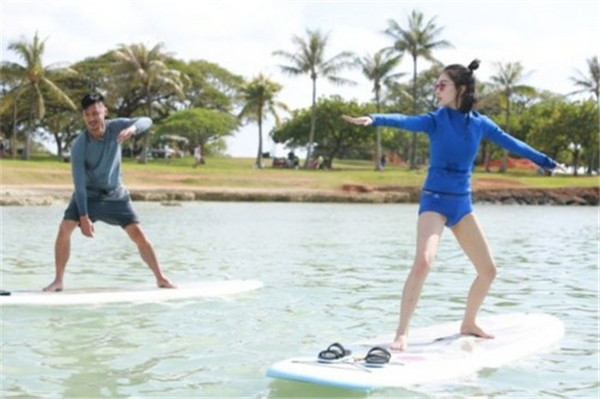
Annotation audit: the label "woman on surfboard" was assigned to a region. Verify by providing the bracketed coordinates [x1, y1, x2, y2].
[43, 93, 176, 292]
[343, 59, 561, 350]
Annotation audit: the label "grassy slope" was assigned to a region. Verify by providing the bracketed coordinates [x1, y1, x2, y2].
[1, 155, 597, 191]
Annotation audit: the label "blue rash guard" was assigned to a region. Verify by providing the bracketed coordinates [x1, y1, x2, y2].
[370, 107, 556, 195]
[70, 117, 152, 216]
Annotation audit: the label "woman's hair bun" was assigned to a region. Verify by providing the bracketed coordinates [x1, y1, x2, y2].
[468, 59, 480, 72]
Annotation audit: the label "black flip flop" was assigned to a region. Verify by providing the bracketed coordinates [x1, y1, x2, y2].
[0, 290, 11, 296]
[364, 346, 391, 367]
[317, 342, 352, 362]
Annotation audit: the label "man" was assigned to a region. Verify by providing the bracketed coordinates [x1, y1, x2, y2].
[43, 93, 176, 291]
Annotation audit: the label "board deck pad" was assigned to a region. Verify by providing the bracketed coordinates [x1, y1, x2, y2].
[0, 280, 263, 306]
[267, 313, 564, 390]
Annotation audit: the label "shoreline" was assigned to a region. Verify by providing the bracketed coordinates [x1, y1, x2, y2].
[1, 185, 598, 206]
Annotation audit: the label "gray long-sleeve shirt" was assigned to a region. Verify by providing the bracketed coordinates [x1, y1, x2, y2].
[70, 117, 152, 215]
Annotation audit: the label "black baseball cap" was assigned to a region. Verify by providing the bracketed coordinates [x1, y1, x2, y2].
[81, 93, 104, 110]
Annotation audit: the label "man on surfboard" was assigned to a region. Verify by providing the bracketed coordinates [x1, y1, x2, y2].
[343, 60, 561, 350]
[43, 93, 176, 292]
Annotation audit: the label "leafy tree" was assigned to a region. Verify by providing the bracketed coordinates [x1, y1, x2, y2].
[355, 49, 403, 170]
[43, 102, 81, 158]
[42, 54, 116, 157]
[570, 56, 599, 102]
[273, 29, 355, 167]
[154, 108, 238, 157]
[111, 43, 188, 163]
[238, 74, 288, 168]
[0, 84, 28, 159]
[383, 64, 442, 167]
[489, 61, 536, 172]
[384, 10, 452, 169]
[174, 59, 244, 112]
[1, 32, 77, 159]
[521, 99, 599, 174]
[475, 81, 505, 171]
[272, 96, 374, 166]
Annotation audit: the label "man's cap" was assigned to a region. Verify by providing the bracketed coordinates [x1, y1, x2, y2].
[81, 93, 104, 110]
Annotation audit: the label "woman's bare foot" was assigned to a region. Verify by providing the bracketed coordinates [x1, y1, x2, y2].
[460, 323, 494, 339]
[390, 334, 408, 351]
[157, 277, 177, 288]
[43, 280, 63, 292]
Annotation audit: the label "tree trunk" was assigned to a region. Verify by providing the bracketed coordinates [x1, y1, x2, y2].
[25, 90, 34, 160]
[573, 149, 580, 176]
[304, 76, 318, 169]
[375, 91, 383, 171]
[256, 107, 263, 169]
[499, 94, 510, 173]
[11, 98, 18, 160]
[498, 101, 510, 173]
[483, 141, 491, 172]
[409, 56, 418, 170]
[139, 94, 153, 164]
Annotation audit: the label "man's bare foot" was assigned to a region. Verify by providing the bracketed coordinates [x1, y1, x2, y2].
[157, 277, 177, 289]
[460, 323, 494, 339]
[390, 334, 408, 351]
[43, 281, 63, 292]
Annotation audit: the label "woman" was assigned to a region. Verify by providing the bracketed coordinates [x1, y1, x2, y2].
[343, 59, 560, 351]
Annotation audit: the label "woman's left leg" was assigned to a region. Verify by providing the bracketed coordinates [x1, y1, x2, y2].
[451, 213, 497, 338]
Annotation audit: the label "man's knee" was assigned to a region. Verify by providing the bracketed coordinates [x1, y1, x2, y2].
[125, 223, 149, 244]
[57, 220, 78, 237]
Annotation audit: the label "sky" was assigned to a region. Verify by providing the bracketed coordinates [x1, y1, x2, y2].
[1, 0, 598, 157]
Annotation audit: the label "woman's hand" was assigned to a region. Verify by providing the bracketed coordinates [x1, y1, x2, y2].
[342, 115, 373, 126]
[552, 163, 568, 174]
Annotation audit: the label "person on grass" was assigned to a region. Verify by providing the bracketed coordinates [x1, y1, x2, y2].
[43, 93, 176, 292]
[343, 59, 561, 350]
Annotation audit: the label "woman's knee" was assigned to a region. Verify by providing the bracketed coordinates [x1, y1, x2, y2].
[479, 262, 497, 282]
[412, 256, 433, 278]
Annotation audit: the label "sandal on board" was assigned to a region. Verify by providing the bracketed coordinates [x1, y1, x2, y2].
[317, 342, 352, 363]
[364, 346, 391, 367]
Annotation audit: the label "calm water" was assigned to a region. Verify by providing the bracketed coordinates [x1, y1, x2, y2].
[1, 202, 598, 398]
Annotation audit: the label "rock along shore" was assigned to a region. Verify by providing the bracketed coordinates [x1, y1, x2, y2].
[1, 185, 598, 206]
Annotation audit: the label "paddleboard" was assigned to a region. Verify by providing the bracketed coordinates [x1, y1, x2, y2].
[0, 280, 263, 306]
[267, 313, 564, 390]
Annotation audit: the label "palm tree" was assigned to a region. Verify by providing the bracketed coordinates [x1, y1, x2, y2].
[238, 74, 288, 168]
[355, 49, 403, 170]
[273, 29, 355, 168]
[384, 10, 452, 169]
[570, 56, 599, 103]
[489, 61, 535, 172]
[1, 32, 76, 159]
[112, 43, 188, 163]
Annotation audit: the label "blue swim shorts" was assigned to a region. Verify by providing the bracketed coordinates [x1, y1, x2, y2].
[64, 188, 139, 228]
[418, 190, 473, 227]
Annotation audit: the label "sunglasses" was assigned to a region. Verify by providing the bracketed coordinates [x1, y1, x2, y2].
[434, 81, 452, 91]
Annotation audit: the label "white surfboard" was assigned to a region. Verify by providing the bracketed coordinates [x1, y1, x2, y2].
[0, 280, 263, 306]
[267, 313, 564, 390]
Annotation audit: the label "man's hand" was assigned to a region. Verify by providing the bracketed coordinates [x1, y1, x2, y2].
[116, 126, 137, 144]
[342, 115, 373, 126]
[79, 215, 95, 237]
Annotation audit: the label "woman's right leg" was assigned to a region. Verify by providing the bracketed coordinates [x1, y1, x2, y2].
[392, 211, 446, 350]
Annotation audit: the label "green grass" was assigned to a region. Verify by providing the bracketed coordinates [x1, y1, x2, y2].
[1, 153, 597, 190]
